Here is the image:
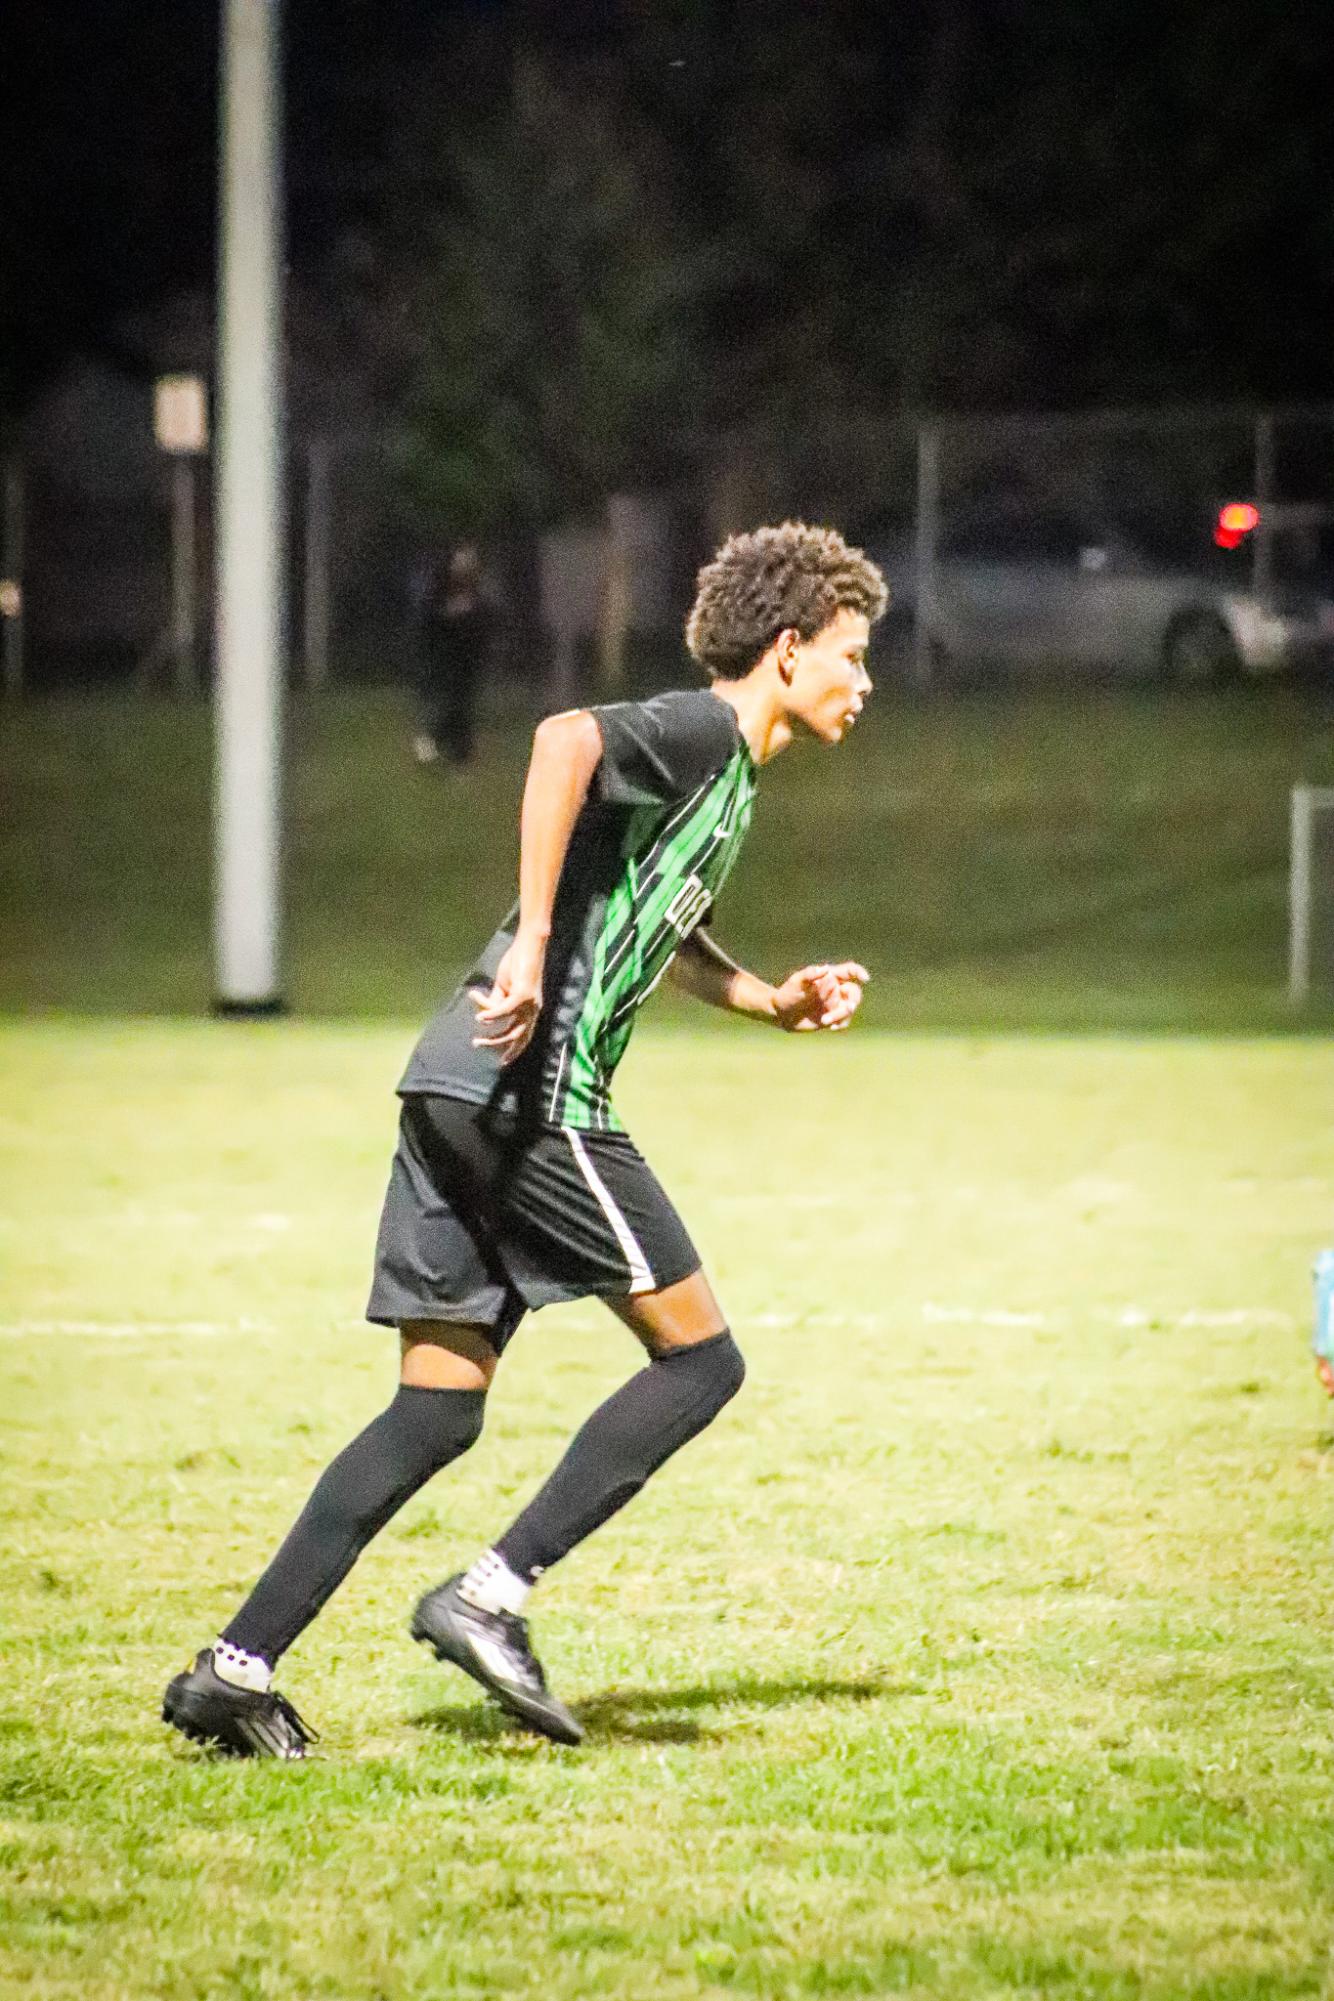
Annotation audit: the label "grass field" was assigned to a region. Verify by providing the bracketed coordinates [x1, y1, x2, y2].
[4, 683, 1334, 1030]
[2, 688, 1334, 1998]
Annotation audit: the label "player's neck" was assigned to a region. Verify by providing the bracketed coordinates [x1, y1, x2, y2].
[708, 672, 792, 766]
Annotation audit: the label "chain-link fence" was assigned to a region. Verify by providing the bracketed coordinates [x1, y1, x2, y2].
[709, 405, 1334, 687]
[5, 399, 1333, 698]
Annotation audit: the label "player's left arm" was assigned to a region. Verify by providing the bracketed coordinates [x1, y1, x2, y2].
[668, 929, 869, 1032]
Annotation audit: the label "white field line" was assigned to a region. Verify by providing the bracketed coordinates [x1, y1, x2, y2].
[922, 1303, 1048, 1328]
[752, 1304, 1296, 1332]
[13, 1211, 299, 1233]
[920, 1302, 1295, 1330]
[0, 1318, 277, 1338]
[1172, 1307, 1295, 1328]
[0, 1304, 1298, 1339]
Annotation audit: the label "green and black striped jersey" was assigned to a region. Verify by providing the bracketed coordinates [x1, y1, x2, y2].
[400, 690, 757, 1132]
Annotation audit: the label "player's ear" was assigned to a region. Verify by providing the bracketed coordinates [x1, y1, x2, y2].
[774, 628, 801, 683]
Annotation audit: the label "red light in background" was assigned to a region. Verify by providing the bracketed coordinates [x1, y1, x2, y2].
[1215, 501, 1260, 548]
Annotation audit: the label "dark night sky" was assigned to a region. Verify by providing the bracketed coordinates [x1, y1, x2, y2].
[3, 0, 1332, 419]
[3, 1, 439, 396]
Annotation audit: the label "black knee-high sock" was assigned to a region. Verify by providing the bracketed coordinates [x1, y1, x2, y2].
[222, 1384, 485, 1666]
[494, 1330, 745, 1584]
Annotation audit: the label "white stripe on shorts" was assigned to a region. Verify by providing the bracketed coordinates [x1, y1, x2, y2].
[562, 1127, 655, 1295]
[547, 1040, 569, 1123]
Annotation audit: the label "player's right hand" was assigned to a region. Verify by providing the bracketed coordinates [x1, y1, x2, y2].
[772, 961, 869, 1033]
[471, 934, 546, 1064]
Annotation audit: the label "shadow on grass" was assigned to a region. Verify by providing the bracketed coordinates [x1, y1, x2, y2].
[411, 1670, 903, 1748]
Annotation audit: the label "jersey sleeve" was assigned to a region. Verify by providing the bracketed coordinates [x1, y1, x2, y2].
[590, 692, 739, 807]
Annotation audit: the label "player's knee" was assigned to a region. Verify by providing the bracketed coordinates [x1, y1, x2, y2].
[658, 1327, 745, 1413]
[442, 1391, 487, 1460]
[712, 1332, 746, 1407]
[412, 1384, 487, 1469]
[368, 1383, 487, 1489]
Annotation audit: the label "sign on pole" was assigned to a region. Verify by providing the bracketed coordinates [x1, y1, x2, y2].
[155, 375, 209, 456]
[155, 375, 208, 699]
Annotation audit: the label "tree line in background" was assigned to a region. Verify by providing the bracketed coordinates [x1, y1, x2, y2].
[4, 0, 1332, 537]
[321, 0, 1334, 535]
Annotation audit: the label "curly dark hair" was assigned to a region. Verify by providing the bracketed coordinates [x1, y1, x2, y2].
[684, 522, 888, 680]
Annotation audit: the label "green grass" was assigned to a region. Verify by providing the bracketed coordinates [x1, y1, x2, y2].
[1, 1024, 1332, 1997]
[3, 683, 1334, 1029]
[2, 688, 1334, 1995]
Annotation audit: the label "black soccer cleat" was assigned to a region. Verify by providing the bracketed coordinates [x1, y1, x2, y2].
[162, 1649, 317, 1760]
[410, 1575, 583, 1746]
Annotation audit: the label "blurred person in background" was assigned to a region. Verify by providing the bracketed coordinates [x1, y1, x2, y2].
[410, 540, 492, 768]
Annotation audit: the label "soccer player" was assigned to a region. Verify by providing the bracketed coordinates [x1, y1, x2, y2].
[163, 522, 887, 1758]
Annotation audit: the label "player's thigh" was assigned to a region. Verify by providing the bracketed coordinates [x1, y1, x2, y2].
[399, 1321, 501, 1391]
[607, 1270, 728, 1357]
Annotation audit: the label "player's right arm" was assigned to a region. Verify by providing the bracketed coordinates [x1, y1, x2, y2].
[670, 929, 868, 1031]
[472, 710, 603, 1063]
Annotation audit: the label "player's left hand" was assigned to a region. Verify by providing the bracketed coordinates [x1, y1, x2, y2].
[471, 932, 546, 1064]
[772, 961, 869, 1033]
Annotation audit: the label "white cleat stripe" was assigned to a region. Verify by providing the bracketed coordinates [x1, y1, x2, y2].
[466, 1631, 526, 1689]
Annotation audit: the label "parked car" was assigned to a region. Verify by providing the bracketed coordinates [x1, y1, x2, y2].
[865, 504, 1334, 685]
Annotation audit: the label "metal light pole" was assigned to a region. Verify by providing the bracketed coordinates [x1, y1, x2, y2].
[214, 0, 285, 1014]
[1, 459, 24, 699]
[912, 422, 941, 691]
[302, 435, 331, 690]
[1252, 410, 1276, 614]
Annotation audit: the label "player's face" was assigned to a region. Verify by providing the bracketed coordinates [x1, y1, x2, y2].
[786, 608, 873, 744]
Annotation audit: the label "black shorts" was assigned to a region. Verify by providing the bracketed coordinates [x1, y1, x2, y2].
[366, 1094, 702, 1353]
